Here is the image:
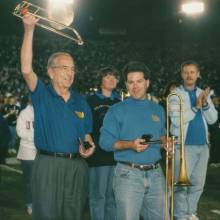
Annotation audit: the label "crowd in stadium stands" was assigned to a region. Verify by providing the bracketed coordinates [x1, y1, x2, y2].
[1, 36, 220, 98]
[0, 36, 220, 164]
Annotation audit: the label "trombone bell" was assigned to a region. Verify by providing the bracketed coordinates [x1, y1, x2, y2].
[12, 1, 84, 45]
[47, 0, 74, 30]
[168, 93, 192, 187]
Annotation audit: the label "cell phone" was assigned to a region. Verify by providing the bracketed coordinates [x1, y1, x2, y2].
[83, 141, 92, 149]
[140, 134, 152, 144]
[78, 137, 92, 150]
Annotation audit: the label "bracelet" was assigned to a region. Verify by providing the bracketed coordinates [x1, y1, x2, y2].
[202, 103, 210, 111]
[192, 107, 198, 113]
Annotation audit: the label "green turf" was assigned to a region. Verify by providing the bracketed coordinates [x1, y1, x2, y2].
[0, 164, 220, 220]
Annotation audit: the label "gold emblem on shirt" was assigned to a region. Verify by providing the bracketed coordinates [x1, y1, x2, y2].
[75, 111, 85, 119]
[151, 114, 160, 122]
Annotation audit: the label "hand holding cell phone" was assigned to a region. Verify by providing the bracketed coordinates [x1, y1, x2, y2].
[78, 137, 95, 158]
[78, 137, 92, 149]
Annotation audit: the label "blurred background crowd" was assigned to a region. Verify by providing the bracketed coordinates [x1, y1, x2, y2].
[0, 36, 220, 97]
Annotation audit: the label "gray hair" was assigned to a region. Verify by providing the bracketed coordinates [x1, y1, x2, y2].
[47, 52, 73, 69]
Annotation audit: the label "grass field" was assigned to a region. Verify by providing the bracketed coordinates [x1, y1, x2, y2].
[0, 162, 220, 220]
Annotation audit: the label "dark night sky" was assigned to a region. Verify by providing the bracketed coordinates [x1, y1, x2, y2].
[0, 0, 220, 41]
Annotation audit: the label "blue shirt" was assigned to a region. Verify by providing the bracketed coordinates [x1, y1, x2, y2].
[99, 97, 166, 164]
[30, 80, 92, 153]
[185, 88, 207, 145]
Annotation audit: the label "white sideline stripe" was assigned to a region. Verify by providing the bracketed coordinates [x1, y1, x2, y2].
[211, 210, 220, 215]
[0, 165, 23, 174]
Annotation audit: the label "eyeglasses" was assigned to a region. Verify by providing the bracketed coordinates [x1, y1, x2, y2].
[51, 65, 75, 73]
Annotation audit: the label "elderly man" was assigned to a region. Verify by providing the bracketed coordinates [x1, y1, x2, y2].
[20, 14, 95, 220]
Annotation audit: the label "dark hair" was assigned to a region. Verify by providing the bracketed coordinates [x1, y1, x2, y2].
[180, 60, 200, 73]
[96, 66, 119, 88]
[163, 81, 178, 97]
[122, 61, 151, 81]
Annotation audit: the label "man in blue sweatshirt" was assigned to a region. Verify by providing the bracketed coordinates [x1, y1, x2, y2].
[169, 60, 218, 220]
[100, 61, 169, 220]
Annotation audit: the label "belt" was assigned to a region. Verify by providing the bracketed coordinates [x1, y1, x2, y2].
[119, 161, 159, 171]
[39, 150, 80, 159]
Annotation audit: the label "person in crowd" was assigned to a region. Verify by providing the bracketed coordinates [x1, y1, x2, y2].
[99, 61, 171, 220]
[86, 67, 120, 220]
[20, 95, 30, 110]
[159, 81, 178, 111]
[20, 14, 95, 220]
[0, 94, 4, 110]
[209, 94, 220, 165]
[169, 60, 218, 220]
[16, 101, 36, 215]
[1, 95, 20, 154]
[0, 112, 11, 164]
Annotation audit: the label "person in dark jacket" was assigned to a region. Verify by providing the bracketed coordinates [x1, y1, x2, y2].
[1, 95, 20, 154]
[86, 67, 120, 220]
[0, 113, 11, 164]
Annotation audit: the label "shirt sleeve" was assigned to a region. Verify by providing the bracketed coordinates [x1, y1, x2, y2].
[83, 99, 93, 134]
[160, 107, 166, 137]
[202, 96, 218, 125]
[99, 107, 120, 152]
[169, 91, 196, 128]
[29, 79, 45, 106]
[16, 109, 34, 142]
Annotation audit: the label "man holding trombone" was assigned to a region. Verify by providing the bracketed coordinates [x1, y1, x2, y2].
[169, 61, 218, 220]
[20, 14, 95, 220]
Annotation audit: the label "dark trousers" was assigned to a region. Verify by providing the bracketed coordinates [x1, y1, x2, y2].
[210, 128, 220, 163]
[21, 160, 34, 205]
[0, 147, 7, 164]
[32, 154, 88, 220]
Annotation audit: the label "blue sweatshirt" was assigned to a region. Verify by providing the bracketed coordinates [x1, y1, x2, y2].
[99, 97, 166, 164]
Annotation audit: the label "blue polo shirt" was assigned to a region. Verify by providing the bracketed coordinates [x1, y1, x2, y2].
[30, 80, 92, 153]
[185, 88, 206, 145]
[99, 97, 166, 164]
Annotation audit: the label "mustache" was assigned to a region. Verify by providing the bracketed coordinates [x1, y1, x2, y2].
[186, 77, 194, 80]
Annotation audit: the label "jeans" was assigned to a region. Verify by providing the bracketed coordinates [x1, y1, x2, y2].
[174, 145, 209, 219]
[9, 126, 16, 149]
[21, 160, 34, 205]
[89, 166, 116, 220]
[113, 163, 165, 220]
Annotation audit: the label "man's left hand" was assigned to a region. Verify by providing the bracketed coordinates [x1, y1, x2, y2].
[79, 141, 95, 158]
[160, 136, 174, 153]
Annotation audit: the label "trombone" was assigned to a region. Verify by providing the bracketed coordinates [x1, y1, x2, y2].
[165, 93, 192, 220]
[12, 1, 84, 45]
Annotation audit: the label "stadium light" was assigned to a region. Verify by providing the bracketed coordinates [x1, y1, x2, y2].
[181, 1, 205, 15]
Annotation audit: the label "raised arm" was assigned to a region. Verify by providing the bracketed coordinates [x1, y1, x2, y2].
[21, 14, 39, 91]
